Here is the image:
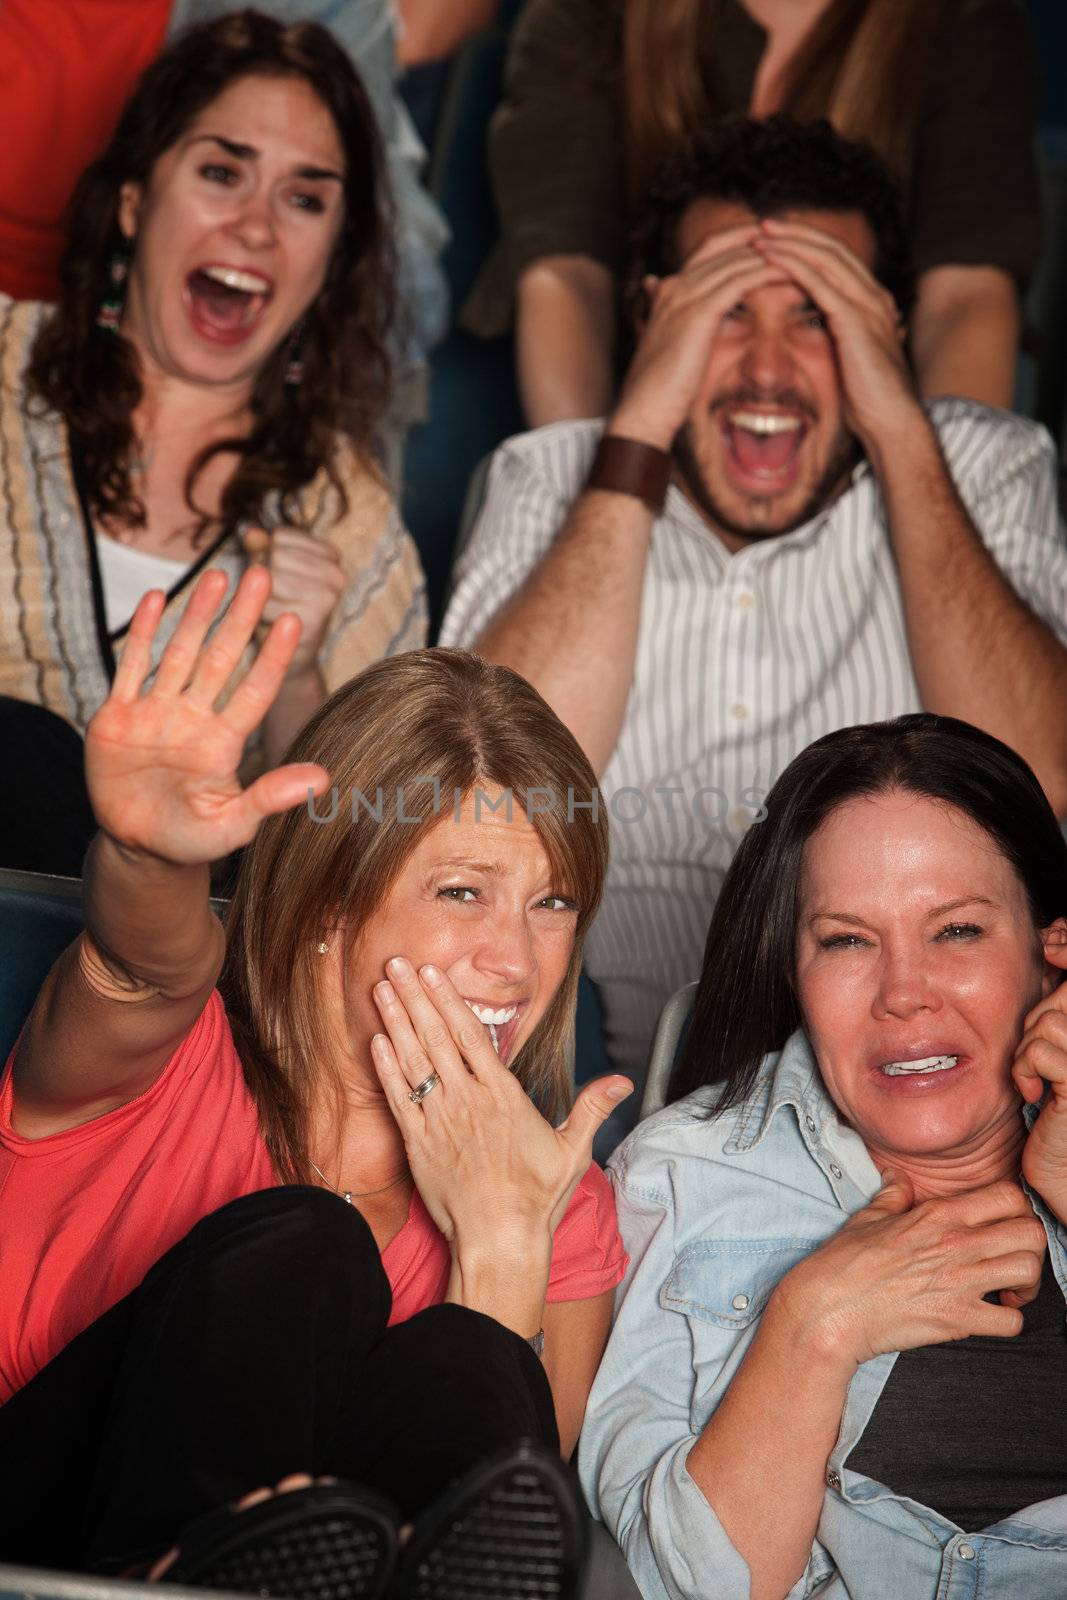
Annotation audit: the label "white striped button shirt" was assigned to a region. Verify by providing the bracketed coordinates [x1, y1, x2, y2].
[439, 399, 1067, 1086]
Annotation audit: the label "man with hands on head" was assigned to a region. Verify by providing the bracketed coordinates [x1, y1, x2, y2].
[440, 115, 1067, 1101]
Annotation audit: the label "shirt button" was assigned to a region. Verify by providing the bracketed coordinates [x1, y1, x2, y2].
[731, 1293, 749, 1310]
[805, 1115, 817, 1133]
[830, 1163, 843, 1179]
[736, 591, 754, 610]
[826, 1469, 841, 1491]
[958, 1544, 975, 1561]
[732, 703, 748, 720]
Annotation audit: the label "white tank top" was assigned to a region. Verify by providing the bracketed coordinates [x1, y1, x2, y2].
[95, 531, 244, 634]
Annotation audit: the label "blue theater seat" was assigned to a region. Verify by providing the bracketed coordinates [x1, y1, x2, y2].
[640, 982, 699, 1121]
[0, 869, 84, 1063]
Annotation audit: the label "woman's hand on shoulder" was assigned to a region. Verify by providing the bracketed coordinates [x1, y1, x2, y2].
[769, 1171, 1046, 1373]
[369, 957, 631, 1334]
[1014, 942, 1067, 1224]
[86, 566, 331, 864]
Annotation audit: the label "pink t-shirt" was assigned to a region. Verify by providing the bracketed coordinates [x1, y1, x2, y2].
[0, 992, 626, 1402]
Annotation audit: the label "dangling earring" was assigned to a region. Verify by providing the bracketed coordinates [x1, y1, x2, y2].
[96, 240, 132, 334]
[284, 320, 305, 392]
[317, 941, 329, 955]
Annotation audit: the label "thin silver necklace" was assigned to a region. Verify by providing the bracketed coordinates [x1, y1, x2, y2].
[309, 1161, 408, 1205]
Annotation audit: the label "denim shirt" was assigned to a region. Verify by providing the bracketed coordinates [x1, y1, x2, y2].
[578, 1029, 1067, 1600]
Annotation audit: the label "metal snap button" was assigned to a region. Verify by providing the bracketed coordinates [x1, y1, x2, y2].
[731, 1293, 749, 1311]
[958, 1544, 975, 1561]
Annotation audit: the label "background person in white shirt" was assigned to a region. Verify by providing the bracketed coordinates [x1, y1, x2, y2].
[440, 115, 1067, 1100]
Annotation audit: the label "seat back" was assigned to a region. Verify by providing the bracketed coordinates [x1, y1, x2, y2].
[0, 870, 230, 1064]
[0, 1564, 244, 1600]
[402, 14, 526, 631]
[1031, 128, 1067, 466]
[639, 981, 698, 1119]
[0, 869, 84, 1062]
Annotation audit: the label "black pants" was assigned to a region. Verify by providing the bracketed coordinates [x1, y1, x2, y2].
[0, 1187, 557, 1573]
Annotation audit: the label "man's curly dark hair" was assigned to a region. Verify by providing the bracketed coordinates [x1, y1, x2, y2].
[627, 114, 916, 327]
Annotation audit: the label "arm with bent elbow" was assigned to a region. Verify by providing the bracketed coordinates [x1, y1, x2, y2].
[581, 1176, 853, 1600]
[910, 265, 1021, 408]
[585, 1168, 1045, 1599]
[517, 256, 617, 427]
[13, 569, 330, 1137]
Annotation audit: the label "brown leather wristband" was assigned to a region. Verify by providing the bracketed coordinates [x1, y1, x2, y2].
[586, 434, 673, 515]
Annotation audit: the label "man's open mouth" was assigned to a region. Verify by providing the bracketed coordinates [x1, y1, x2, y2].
[722, 408, 808, 487]
[185, 264, 273, 343]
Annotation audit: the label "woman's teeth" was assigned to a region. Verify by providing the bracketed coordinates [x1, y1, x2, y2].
[462, 1001, 518, 1026]
[880, 1055, 958, 1077]
[462, 999, 518, 1057]
[200, 265, 271, 294]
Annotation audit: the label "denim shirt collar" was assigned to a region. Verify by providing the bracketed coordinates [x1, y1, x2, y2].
[723, 1031, 1067, 1246]
[725, 1029, 834, 1152]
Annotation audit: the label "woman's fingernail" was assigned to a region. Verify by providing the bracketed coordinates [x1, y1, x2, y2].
[421, 964, 442, 987]
[607, 1080, 633, 1102]
[375, 980, 395, 1004]
[387, 956, 410, 979]
[371, 1033, 388, 1056]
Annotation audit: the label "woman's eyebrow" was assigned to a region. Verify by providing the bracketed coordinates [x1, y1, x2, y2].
[187, 133, 343, 183]
[808, 910, 876, 929]
[430, 857, 505, 876]
[926, 895, 998, 917]
[808, 895, 998, 927]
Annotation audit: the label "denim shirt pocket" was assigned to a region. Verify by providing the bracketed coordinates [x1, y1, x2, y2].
[659, 1237, 822, 1329]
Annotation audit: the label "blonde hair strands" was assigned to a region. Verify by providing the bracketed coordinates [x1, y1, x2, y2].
[623, 0, 936, 202]
[220, 649, 609, 1181]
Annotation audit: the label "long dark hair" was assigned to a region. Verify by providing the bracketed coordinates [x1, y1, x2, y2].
[623, 0, 938, 205]
[669, 715, 1067, 1110]
[26, 8, 395, 539]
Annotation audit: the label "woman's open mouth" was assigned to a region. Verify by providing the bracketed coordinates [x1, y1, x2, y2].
[722, 408, 808, 494]
[870, 1052, 970, 1092]
[462, 999, 526, 1064]
[184, 264, 273, 345]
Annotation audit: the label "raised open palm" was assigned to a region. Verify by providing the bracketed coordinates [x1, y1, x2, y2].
[85, 567, 331, 864]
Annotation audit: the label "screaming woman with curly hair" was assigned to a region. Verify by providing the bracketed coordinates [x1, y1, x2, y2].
[0, 8, 426, 874]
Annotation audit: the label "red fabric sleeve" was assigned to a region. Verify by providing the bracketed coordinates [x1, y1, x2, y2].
[545, 1160, 628, 1302]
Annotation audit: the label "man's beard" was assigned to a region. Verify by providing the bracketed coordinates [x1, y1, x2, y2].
[672, 410, 862, 544]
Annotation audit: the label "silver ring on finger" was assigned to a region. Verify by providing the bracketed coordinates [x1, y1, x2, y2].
[409, 1071, 440, 1105]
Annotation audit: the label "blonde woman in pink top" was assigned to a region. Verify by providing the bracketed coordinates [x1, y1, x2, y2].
[0, 565, 632, 1599]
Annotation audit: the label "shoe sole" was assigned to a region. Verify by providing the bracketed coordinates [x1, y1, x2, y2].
[163, 1486, 398, 1600]
[397, 1445, 587, 1600]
